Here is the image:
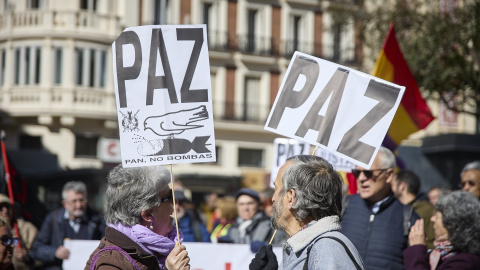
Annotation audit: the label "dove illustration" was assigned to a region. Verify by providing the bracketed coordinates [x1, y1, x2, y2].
[144, 105, 209, 137]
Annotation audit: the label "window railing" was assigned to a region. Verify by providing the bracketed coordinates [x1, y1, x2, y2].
[205, 30, 357, 64]
[212, 101, 271, 124]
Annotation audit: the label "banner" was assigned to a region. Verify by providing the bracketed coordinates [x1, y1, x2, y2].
[112, 24, 216, 167]
[270, 138, 310, 186]
[265, 52, 405, 169]
[63, 240, 283, 270]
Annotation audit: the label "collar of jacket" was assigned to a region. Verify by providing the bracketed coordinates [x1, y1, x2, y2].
[105, 226, 156, 259]
[286, 215, 341, 253]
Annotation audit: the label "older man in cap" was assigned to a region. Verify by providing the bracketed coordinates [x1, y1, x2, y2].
[0, 194, 38, 270]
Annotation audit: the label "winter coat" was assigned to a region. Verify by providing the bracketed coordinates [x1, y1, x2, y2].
[341, 194, 419, 270]
[283, 215, 365, 270]
[85, 226, 160, 270]
[403, 244, 480, 270]
[31, 207, 105, 270]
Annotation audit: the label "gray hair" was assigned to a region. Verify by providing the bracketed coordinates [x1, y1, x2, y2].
[105, 165, 171, 226]
[436, 190, 480, 255]
[460, 161, 480, 176]
[282, 155, 343, 222]
[377, 146, 396, 169]
[62, 181, 87, 200]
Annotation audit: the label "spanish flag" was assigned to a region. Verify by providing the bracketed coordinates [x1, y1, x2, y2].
[372, 23, 434, 150]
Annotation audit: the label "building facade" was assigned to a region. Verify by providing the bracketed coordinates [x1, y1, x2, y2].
[0, 0, 362, 211]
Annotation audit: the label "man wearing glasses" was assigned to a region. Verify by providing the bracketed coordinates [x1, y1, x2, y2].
[340, 147, 419, 270]
[31, 181, 105, 270]
[460, 161, 480, 199]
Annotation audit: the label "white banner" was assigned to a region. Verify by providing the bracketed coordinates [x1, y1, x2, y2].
[265, 52, 405, 169]
[63, 240, 283, 270]
[112, 24, 216, 167]
[270, 138, 310, 186]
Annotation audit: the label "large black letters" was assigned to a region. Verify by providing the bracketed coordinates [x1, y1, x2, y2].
[146, 28, 177, 105]
[177, 28, 208, 103]
[266, 55, 319, 129]
[336, 80, 401, 163]
[295, 68, 349, 146]
[115, 31, 142, 108]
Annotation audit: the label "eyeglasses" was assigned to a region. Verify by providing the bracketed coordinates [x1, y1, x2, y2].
[1, 235, 18, 247]
[459, 180, 477, 188]
[160, 190, 175, 204]
[351, 169, 389, 179]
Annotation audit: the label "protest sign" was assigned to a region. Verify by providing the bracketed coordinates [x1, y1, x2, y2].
[112, 25, 216, 167]
[314, 147, 355, 172]
[270, 138, 310, 186]
[265, 52, 405, 169]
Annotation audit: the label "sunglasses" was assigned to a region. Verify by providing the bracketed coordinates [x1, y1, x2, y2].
[1, 235, 18, 247]
[351, 169, 389, 179]
[459, 180, 477, 188]
[160, 190, 175, 203]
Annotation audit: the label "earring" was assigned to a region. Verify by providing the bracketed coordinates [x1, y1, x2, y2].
[150, 210, 154, 230]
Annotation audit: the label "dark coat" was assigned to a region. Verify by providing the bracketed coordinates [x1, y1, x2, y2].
[85, 227, 160, 270]
[31, 207, 105, 270]
[341, 194, 419, 270]
[403, 244, 480, 270]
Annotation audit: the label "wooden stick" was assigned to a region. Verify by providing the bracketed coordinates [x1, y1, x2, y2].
[170, 164, 180, 245]
[269, 229, 277, 245]
[311, 146, 318, 156]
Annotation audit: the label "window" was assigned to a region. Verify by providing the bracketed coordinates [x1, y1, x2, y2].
[287, 14, 303, 55]
[75, 47, 107, 88]
[54, 47, 62, 84]
[13, 46, 41, 85]
[238, 148, 263, 167]
[75, 134, 98, 157]
[27, 0, 42, 9]
[0, 49, 5, 86]
[80, 0, 97, 11]
[247, 9, 257, 52]
[154, 0, 170, 25]
[243, 77, 260, 121]
[19, 134, 42, 150]
[333, 23, 341, 61]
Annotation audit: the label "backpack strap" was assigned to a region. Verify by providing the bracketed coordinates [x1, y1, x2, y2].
[403, 204, 414, 236]
[90, 246, 141, 270]
[303, 235, 362, 270]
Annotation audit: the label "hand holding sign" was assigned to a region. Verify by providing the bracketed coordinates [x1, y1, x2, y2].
[265, 52, 405, 169]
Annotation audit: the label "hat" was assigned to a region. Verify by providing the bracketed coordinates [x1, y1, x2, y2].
[235, 188, 260, 202]
[0, 194, 10, 204]
[174, 190, 188, 202]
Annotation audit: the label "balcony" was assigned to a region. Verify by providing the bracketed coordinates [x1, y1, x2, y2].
[0, 10, 121, 41]
[206, 30, 357, 64]
[0, 86, 116, 119]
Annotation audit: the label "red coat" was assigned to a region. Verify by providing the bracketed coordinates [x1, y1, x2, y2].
[403, 244, 480, 270]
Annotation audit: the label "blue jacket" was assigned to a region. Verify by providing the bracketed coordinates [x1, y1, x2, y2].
[340, 194, 418, 270]
[31, 207, 105, 270]
[178, 210, 211, 242]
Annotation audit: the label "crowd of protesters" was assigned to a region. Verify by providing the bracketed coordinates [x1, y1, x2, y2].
[0, 153, 478, 269]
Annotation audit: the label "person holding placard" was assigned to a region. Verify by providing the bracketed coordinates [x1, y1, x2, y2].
[85, 165, 190, 270]
[250, 155, 364, 270]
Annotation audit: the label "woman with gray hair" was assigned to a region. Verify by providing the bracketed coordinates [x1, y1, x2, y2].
[404, 191, 480, 269]
[85, 165, 190, 270]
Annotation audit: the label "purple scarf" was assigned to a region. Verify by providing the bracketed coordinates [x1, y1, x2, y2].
[108, 223, 183, 269]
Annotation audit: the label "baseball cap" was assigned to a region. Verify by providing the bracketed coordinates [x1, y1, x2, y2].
[235, 188, 260, 202]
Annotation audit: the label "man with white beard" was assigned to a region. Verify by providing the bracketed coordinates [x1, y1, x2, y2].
[31, 181, 105, 270]
[249, 155, 364, 270]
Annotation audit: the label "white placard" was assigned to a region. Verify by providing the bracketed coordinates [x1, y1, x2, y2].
[314, 148, 355, 172]
[112, 25, 216, 167]
[265, 52, 405, 169]
[63, 240, 283, 270]
[270, 138, 310, 186]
